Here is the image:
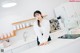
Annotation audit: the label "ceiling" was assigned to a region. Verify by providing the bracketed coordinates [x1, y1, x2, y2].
[0, 0, 68, 20]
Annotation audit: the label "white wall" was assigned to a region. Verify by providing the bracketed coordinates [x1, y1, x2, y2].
[10, 27, 36, 42]
[0, 0, 67, 34]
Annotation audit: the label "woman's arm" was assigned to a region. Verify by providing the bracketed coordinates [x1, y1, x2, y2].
[33, 22, 43, 43]
[42, 20, 50, 42]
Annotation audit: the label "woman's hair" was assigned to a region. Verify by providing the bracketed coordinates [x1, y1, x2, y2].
[34, 10, 43, 27]
[34, 10, 42, 17]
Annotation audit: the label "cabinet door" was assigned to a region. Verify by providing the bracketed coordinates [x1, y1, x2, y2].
[4, 50, 12, 53]
[73, 2, 80, 16]
[64, 3, 75, 19]
[12, 44, 29, 53]
[73, 3, 80, 26]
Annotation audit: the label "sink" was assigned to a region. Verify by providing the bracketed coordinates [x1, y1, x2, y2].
[58, 34, 80, 39]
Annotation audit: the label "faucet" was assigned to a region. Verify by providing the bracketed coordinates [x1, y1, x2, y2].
[23, 31, 27, 42]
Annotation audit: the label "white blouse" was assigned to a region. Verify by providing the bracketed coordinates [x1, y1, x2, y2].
[33, 19, 50, 43]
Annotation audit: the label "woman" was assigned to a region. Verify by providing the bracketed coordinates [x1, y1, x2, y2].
[33, 10, 51, 46]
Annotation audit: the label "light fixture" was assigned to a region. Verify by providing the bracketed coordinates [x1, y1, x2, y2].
[2, 2, 17, 8]
[1, 0, 17, 8]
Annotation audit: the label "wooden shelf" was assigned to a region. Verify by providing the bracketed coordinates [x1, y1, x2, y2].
[0, 31, 16, 40]
[12, 18, 35, 25]
[14, 25, 33, 32]
[12, 15, 47, 25]
[0, 18, 35, 40]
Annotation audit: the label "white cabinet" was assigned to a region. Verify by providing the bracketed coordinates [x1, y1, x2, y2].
[3, 40, 37, 53]
[3, 27, 37, 53]
[12, 43, 29, 53]
[4, 50, 12, 53]
[54, 2, 80, 29]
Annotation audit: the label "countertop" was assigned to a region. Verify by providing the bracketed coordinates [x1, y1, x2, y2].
[20, 37, 80, 53]
[3, 30, 80, 53]
[20, 30, 80, 53]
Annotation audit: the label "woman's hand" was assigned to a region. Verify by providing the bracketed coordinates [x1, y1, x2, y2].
[39, 41, 48, 46]
[39, 43, 44, 46]
[43, 41, 48, 45]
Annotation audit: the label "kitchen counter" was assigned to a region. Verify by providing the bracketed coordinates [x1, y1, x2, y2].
[2, 30, 80, 53]
[2, 34, 37, 53]
[20, 30, 80, 53]
[20, 38, 80, 53]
